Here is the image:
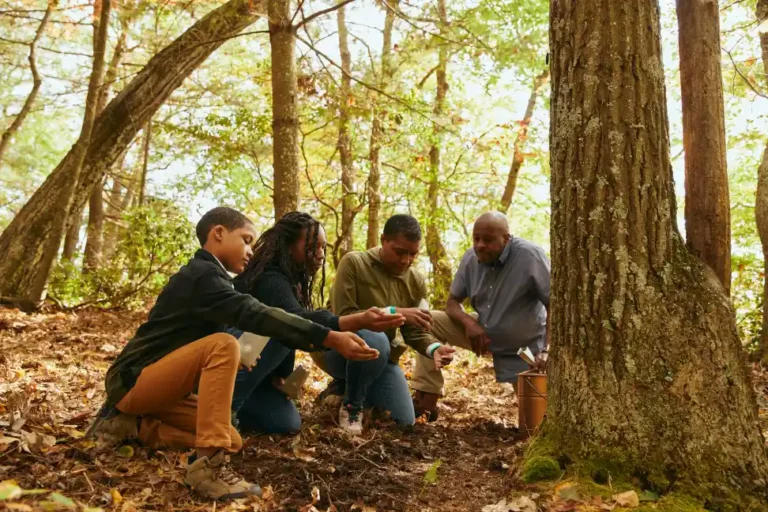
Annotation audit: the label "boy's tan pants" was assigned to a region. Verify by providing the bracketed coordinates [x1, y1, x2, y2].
[116, 333, 243, 452]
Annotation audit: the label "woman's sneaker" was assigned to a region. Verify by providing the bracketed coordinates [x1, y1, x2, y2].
[185, 451, 261, 500]
[339, 404, 364, 435]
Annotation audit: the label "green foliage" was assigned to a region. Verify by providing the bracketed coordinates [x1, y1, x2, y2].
[522, 456, 560, 483]
[49, 203, 197, 309]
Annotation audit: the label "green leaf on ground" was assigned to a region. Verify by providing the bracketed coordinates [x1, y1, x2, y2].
[639, 490, 660, 502]
[116, 445, 134, 458]
[47, 492, 76, 509]
[423, 459, 442, 485]
[0, 480, 22, 501]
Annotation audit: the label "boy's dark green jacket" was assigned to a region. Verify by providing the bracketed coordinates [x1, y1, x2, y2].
[105, 249, 330, 406]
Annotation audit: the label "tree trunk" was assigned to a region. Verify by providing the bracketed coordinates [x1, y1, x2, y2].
[83, 178, 105, 272]
[425, 0, 453, 306]
[756, 1, 768, 361]
[17, 0, 111, 301]
[138, 120, 151, 206]
[499, 69, 549, 213]
[0, 0, 55, 167]
[336, 2, 354, 263]
[676, 0, 731, 294]
[541, 0, 768, 502]
[62, 208, 83, 262]
[83, 3, 129, 273]
[0, 0, 267, 302]
[270, 0, 300, 221]
[102, 152, 134, 260]
[367, 0, 398, 249]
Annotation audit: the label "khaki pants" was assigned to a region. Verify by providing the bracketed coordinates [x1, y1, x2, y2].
[411, 311, 476, 396]
[116, 333, 243, 452]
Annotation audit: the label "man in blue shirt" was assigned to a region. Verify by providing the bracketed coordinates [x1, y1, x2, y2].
[412, 211, 550, 420]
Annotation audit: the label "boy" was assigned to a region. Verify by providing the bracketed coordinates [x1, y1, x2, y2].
[94, 207, 378, 500]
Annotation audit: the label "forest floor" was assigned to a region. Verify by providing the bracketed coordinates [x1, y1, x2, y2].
[1, 307, 767, 512]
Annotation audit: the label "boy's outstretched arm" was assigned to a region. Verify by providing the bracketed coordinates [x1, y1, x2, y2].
[197, 268, 377, 360]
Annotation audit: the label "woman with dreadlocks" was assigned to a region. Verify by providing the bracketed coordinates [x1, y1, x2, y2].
[229, 212, 404, 434]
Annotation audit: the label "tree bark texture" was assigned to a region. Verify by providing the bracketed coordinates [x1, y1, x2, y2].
[756, 0, 768, 360]
[83, 177, 105, 272]
[676, 0, 731, 294]
[499, 69, 549, 213]
[367, 0, 398, 249]
[543, 0, 768, 501]
[139, 120, 151, 206]
[269, 0, 300, 221]
[21, 0, 110, 301]
[426, 0, 453, 306]
[0, 0, 55, 167]
[84, 6, 130, 272]
[336, 3, 355, 263]
[0, 0, 267, 302]
[62, 208, 83, 262]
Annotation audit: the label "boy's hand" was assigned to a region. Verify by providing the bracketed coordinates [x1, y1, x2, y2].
[397, 307, 433, 330]
[433, 345, 455, 369]
[323, 331, 379, 360]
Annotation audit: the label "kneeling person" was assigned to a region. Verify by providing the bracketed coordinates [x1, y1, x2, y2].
[317, 214, 455, 432]
[411, 211, 550, 420]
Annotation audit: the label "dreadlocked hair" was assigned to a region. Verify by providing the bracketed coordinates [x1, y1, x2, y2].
[235, 211, 326, 310]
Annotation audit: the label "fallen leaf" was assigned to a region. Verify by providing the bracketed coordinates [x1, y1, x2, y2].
[0, 480, 22, 501]
[613, 490, 639, 508]
[21, 489, 48, 496]
[48, 492, 76, 509]
[292, 444, 315, 462]
[5, 504, 33, 511]
[311, 486, 320, 504]
[350, 503, 376, 512]
[557, 483, 580, 502]
[0, 435, 19, 452]
[116, 445, 134, 458]
[111, 488, 123, 504]
[423, 459, 442, 485]
[63, 428, 85, 439]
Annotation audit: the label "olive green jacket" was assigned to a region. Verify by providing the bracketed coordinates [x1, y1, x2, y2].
[330, 248, 435, 361]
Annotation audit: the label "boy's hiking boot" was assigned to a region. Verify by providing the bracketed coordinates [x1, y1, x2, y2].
[339, 404, 363, 435]
[412, 390, 440, 422]
[85, 403, 139, 444]
[185, 451, 261, 500]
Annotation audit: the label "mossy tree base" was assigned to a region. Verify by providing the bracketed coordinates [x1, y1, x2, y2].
[545, 0, 768, 508]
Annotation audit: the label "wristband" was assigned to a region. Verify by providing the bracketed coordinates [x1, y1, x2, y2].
[426, 342, 442, 358]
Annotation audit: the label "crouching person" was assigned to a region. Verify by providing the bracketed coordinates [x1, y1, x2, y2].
[92, 207, 379, 500]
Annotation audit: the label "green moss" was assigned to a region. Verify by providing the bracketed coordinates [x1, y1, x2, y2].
[632, 494, 704, 512]
[522, 456, 560, 483]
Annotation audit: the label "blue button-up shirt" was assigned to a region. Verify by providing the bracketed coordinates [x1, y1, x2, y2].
[450, 237, 550, 364]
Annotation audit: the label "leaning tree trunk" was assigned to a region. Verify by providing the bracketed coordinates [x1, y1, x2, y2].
[336, 2, 355, 263]
[0, 0, 55, 167]
[19, 0, 111, 300]
[676, 0, 731, 294]
[367, 0, 398, 249]
[269, 0, 300, 221]
[83, 2, 130, 272]
[83, 177, 105, 272]
[0, 0, 267, 302]
[499, 69, 549, 213]
[63, 14, 127, 265]
[756, 0, 768, 361]
[541, 0, 768, 503]
[425, 0, 453, 306]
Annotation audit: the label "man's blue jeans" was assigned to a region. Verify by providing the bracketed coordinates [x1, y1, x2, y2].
[228, 328, 301, 434]
[317, 330, 415, 425]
